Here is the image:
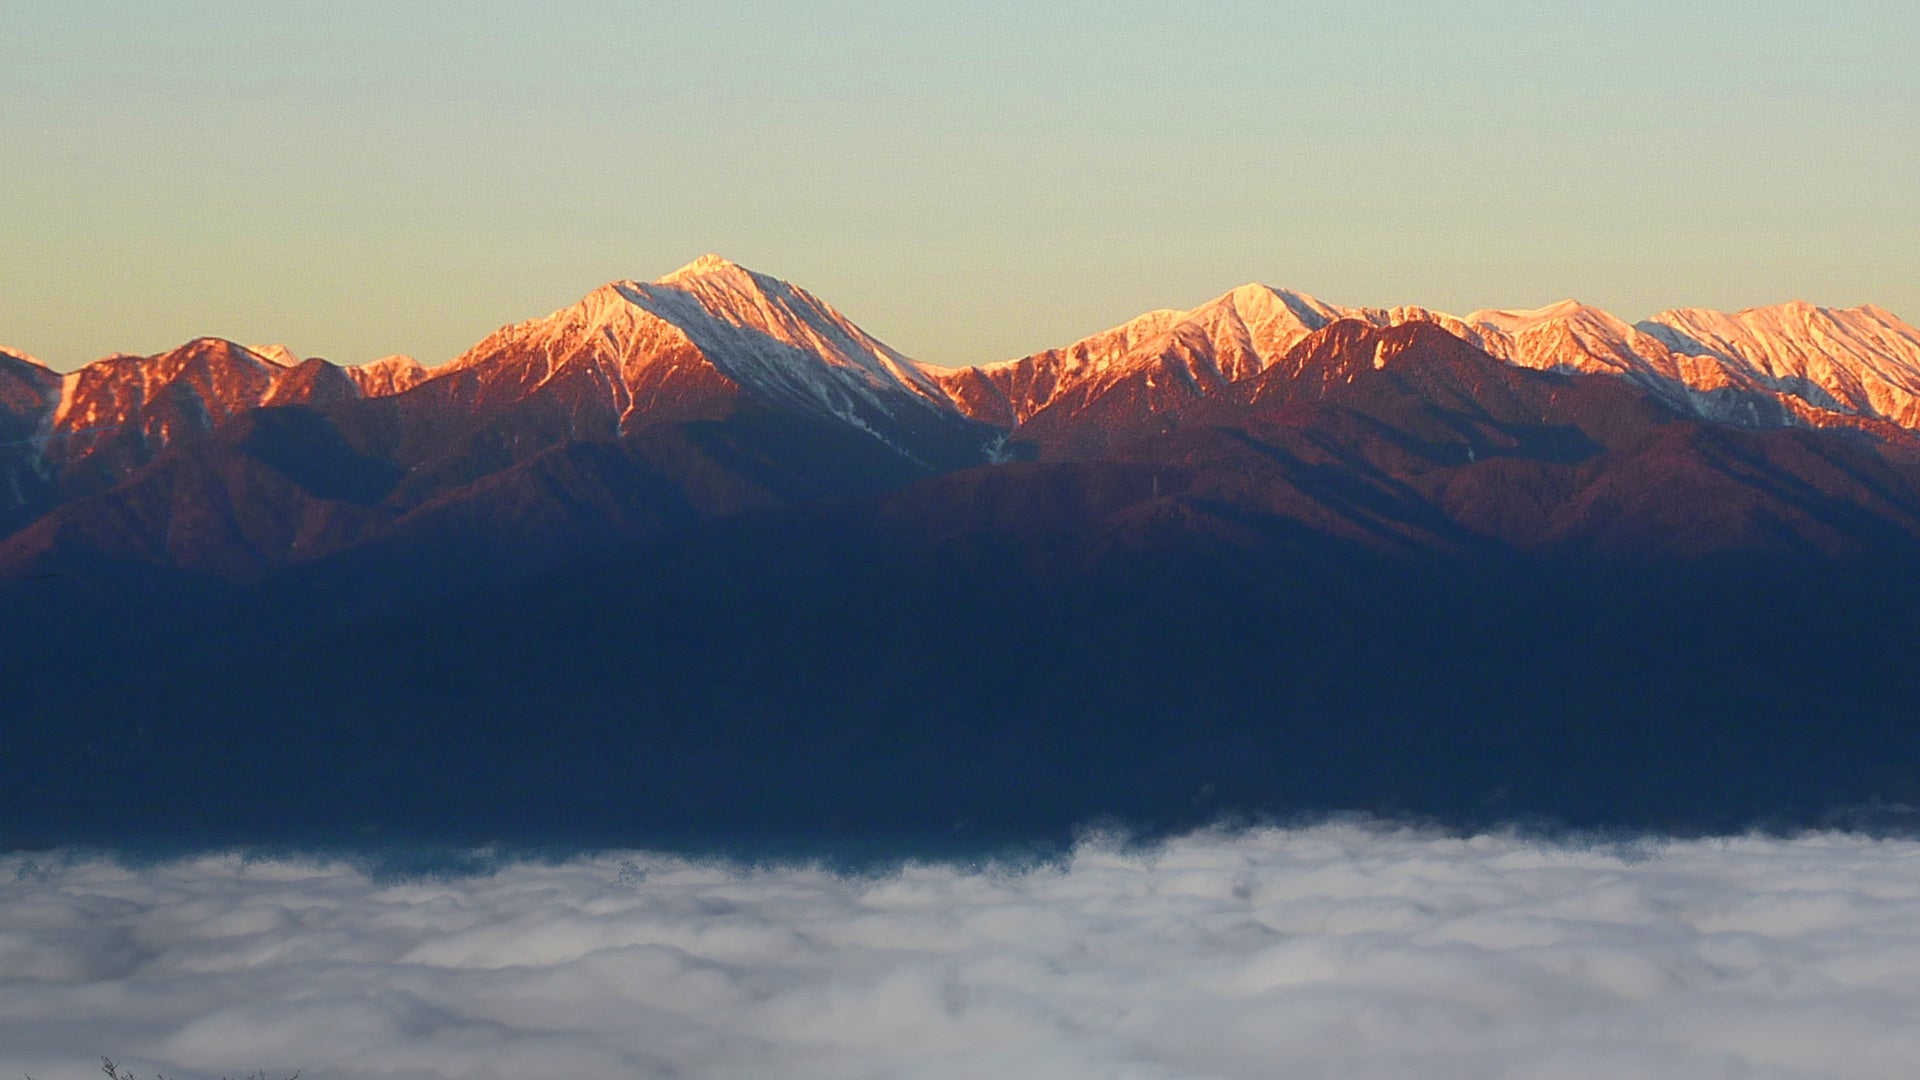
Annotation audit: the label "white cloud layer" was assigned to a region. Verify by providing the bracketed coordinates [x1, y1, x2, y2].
[6, 825, 1920, 1079]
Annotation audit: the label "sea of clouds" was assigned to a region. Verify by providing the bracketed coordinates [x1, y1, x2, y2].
[6, 824, 1920, 1079]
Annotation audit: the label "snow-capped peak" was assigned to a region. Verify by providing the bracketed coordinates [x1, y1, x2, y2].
[930, 281, 1360, 425]
[931, 278, 1920, 439]
[1232, 283, 1348, 331]
[1634, 301, 1920, 425]
[246, 343, 301, 367]
[605, 256, 952, 405]
[1638, 300, 1920, 367]
[345, 354, 429, 397]
[434, 257, 988, 462]
[1170, 284, 1350, 381]
[1460, 299, 1593, 334]
[658, 253, 747, 283]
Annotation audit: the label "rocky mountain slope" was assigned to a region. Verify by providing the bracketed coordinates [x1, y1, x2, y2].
[932, 284, 1920, 456]
[9, 257, 1919, 540]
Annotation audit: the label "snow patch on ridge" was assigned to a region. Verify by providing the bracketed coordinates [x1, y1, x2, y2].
[1638, 303, 1920, 427]
[245, 343, 300, 367]
[346, 354, 430, 396]
[939, 277, 1920, 437]
[50, 371, 81, 429]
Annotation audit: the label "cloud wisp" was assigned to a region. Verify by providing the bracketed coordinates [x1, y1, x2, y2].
[6, 825, 1920, 1079]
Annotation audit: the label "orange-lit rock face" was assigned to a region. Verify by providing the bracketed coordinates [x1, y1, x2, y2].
[7, 340, 426, 496]
[932, 281, 1920, 454]
[12, 259, 1920, 501]
[6, 255, 1920, 587]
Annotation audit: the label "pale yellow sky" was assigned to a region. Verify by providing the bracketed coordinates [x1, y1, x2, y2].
[3, 1, 1917, 371]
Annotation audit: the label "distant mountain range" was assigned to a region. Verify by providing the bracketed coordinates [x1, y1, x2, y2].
[7, 257, 1920, 849]
[6, 256, 1920, 581]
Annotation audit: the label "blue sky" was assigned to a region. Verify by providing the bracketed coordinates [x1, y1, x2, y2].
[4, 1, 1916, 369]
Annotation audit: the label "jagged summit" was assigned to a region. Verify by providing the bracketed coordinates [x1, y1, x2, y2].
[1629, 301, 1920, 427]
[926, 277, 1920, 440]
[345, 354, 429, 396]
[933, 281, 1359, 428]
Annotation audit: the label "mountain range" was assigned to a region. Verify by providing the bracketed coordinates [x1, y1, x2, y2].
[7, 255, 1920, 567]
[7, 256, 1920, 849]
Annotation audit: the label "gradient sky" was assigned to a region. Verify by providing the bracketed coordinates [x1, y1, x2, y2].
[4, 1, 1917, 371]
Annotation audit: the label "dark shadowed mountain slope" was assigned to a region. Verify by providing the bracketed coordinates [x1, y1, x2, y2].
[44, 338, 299, 495]
[10, 322, 1920, 850]
[0, 397, 935, 633]
[11, 452, 1920, 851]
[10, 268, 1920, 851]
[0, 347, 62, 533]
[0, 406, 397, 584]
[0, 338, 426, 538]
[0, 347, 59, 428]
